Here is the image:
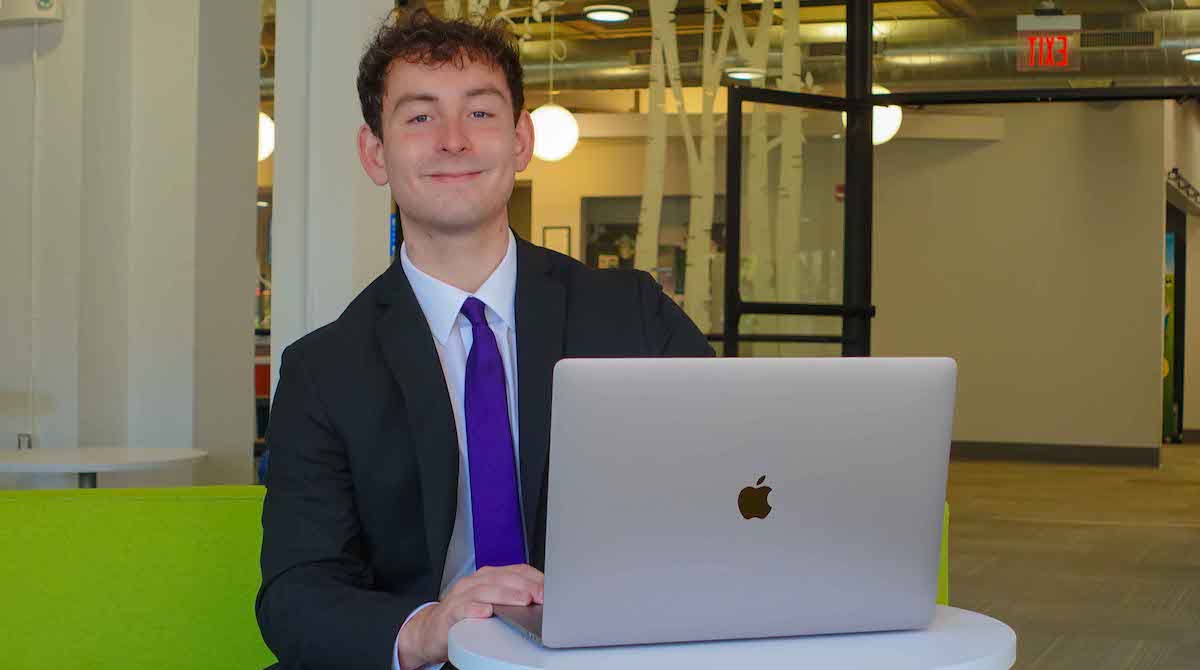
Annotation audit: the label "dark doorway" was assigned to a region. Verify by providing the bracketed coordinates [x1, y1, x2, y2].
[1165, 203, 1188, 443]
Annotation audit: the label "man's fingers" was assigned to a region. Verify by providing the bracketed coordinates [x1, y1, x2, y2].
[478, 564, 545, 584]
[504, 564, 545, 585]
[466, 584, 538, 606]
[460, 601, 493, 619]
[465, 569, 544, 598]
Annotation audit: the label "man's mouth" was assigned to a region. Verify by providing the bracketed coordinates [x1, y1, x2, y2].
[427, 170, 484, 183]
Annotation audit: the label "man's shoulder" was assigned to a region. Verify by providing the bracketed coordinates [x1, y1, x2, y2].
[278, 266, 396, 365]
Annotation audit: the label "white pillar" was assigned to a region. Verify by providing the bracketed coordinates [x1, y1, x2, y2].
[192, 1, 261, 484]
[271, 0, 395, 396]
[124, 0, 258, 485]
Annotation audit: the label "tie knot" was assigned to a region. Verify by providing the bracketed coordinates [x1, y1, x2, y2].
[460, 297, 489, 327]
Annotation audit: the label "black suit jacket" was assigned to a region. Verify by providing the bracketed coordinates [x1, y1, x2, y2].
[257, 236, 714, 670]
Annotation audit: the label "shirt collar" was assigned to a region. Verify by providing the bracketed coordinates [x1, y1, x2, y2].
[400, 229, 517, 346]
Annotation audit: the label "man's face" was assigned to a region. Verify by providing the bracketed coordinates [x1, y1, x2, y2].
[358, 56, 534, 237]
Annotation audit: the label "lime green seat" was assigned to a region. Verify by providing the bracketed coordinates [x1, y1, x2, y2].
[0, 486, 278, 670]
[0, 487, 948, 670]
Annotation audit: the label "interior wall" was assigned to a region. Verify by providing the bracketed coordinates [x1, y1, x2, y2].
[521, 101, 1165, 450]
[518, 136, 713, 258]
[1, 6, 86, 488]
[0, 0, 258, 489]
[873, 101, 1166, 449]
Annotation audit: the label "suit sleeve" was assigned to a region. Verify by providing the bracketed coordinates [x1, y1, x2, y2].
[634, 270, 717, 358]
[257, 344, 429, 670]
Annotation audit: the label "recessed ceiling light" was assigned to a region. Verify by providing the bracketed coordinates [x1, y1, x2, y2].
[725, 66, 766, 81]
[584, 4, 633, 23]
[1185, 48, 1200, 62]
[257, 201, 270, 208]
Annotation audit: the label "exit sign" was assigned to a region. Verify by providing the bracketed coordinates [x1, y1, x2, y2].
[1016, 14, 1081, 72]
[1019, 33, 1079, 70]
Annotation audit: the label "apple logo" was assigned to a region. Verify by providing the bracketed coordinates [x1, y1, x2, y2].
[738, 476, 773, 519]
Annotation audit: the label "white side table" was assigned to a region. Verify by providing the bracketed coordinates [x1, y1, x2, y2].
[449, 606, 1016, 670]
[0, 447, 208, 488]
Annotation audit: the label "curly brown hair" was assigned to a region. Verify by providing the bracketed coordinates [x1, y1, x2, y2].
[357, 8, 525, 141]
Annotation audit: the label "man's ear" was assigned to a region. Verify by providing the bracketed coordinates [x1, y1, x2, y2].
[357, 124, 389, 186]
[513, 109, 535, 172]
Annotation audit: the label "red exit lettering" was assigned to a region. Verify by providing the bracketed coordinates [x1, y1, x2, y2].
[1026, 34, 1070, 68]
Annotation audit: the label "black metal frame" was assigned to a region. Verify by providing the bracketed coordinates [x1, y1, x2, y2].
[722, 0, 877, 358]
[721, 0, 1200, 359]
[877, 86, 1200, 107]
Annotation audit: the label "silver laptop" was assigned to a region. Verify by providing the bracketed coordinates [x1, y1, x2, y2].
[495, 357, 956, 649]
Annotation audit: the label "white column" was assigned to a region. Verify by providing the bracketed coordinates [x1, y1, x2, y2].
[272, 0, 395, 396]
[79, 0, 132, 453]
[124, 1, 202, 468]
[123, 0, 258, 485]
[192, 1, 261, 484]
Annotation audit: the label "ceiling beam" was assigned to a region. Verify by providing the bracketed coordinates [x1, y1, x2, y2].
[928, 0, 976, 18]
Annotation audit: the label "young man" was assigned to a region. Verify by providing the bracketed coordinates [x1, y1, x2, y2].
[255, 9, 713, 670]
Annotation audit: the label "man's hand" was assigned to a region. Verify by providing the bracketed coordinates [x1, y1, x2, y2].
[396, 564, 545, 669]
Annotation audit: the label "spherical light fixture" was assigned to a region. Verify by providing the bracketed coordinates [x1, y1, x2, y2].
[258, 112, 275, 162]
[725, 66, 767, 81]
[840, 84, 903, 146]
[583, 4, 633, 23]
[531, 103, 579, 162]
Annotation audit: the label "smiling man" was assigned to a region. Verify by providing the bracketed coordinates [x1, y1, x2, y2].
[255, 9, 713, 670]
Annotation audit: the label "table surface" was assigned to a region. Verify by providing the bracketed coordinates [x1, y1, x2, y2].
[449, 606, 1016, 670]
[0, 447, 208, 474]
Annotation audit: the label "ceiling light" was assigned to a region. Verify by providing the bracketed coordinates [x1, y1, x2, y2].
[840, 84, 903, 146]
[584, 4, 632, 23]
[531, 103, 579, 162]
[725, 66, 766, 81]
[531, 7, 579, 162]
[258, 112, 275, 162]
[1185, 48, 1200, 62]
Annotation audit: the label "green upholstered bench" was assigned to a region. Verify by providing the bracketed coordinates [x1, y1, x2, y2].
[0, 486, 278, 670]
[0, 487, 948, 669]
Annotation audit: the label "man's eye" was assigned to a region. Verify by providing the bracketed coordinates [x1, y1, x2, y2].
[472, 111, 492, 119]
[410, 114, 431, 123]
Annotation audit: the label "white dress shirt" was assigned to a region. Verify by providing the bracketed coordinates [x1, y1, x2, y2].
[393, 230, 523, 670]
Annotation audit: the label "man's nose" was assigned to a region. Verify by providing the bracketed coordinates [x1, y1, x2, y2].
[439, 117, 470, 154]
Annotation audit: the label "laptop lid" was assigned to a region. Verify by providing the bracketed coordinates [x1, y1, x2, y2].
[539, 357, 956, 648]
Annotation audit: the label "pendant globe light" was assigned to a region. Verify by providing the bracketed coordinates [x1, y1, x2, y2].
[530, 3, 578, 162]
[840, 84, 903, 146]
[258, 111, 275, 162]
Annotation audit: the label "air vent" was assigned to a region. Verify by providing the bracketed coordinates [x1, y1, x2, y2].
[810, 42, 845, 58]
[630, 46, 702, 66]
[807, 42, 882, 58]
[1079, 30, 1157, 48]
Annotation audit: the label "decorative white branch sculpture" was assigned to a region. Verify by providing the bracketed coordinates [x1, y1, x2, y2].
[635, 5, 671, 284]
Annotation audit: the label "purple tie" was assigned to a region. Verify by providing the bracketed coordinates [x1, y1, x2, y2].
[460, 297, 526, 568]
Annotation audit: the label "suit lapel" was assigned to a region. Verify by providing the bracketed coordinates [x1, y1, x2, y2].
[374, 262, 459, 581]
[514, 239, 565, 553]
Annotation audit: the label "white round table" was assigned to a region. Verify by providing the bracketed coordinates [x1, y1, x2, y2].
[449, 606, 1016, 670]
[0, 447, 208, 488]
